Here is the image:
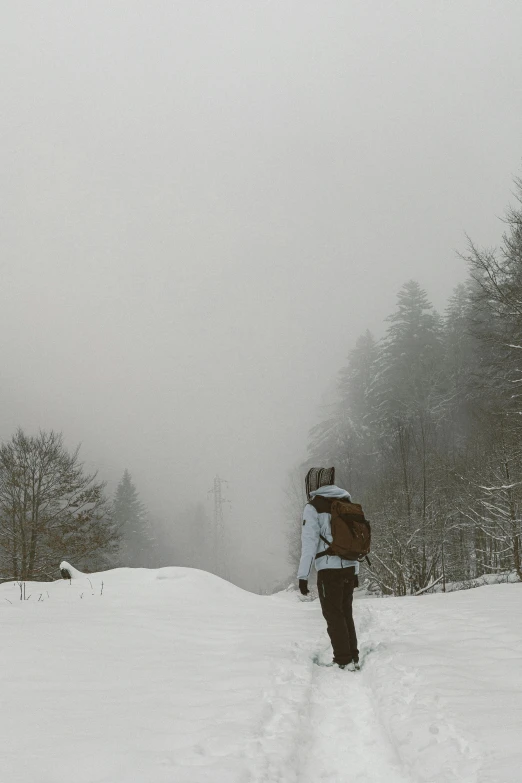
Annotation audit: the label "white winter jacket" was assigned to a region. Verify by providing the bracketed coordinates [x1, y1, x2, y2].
[297, 485, 360, 580]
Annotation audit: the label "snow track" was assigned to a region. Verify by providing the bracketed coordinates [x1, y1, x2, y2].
[244, 638, 405, 783]
[250, 597, 488, 783]
[298, 651, 410, 783]
[248, 627, 411, 783]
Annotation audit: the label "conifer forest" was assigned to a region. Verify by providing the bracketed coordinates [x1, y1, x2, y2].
[306, 181, 522, 594]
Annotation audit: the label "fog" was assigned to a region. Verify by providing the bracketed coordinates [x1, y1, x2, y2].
[2, 1, 522, 590]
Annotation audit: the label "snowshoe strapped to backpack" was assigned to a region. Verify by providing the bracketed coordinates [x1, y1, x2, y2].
[305, 467, 335, 501]
[311, 497, 371, 562]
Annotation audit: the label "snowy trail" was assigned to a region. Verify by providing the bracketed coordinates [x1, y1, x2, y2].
[244, 633, 410, 783]
[298, 650, 410, 783]
[246, 607, 412, 783]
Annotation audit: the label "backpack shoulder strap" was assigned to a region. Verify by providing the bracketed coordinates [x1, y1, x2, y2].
[315, 534, 331, 560]
[309, 495, 333, 514]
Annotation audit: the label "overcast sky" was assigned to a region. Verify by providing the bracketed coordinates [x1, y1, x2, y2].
[2, 1, 522, 589]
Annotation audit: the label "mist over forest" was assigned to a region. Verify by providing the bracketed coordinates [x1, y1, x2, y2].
[4, 7, 522, 782]
[304, 185, 522, 594]
[3, 184, 522, 594]
[2, 2, 522, 593]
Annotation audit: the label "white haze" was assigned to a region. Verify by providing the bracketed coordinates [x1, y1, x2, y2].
[2, 1, 522, 590]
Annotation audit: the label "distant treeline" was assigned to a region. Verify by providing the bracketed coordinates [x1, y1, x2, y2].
[306, 177, 522, 594]
[0, 431, 158, 582]
[0, 425, 226, 584]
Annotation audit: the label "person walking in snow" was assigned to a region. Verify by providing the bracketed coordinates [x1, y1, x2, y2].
[297, 467, 360, 671]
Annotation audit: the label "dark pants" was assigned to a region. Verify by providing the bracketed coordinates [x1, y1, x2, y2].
[317, 567, 359, 665]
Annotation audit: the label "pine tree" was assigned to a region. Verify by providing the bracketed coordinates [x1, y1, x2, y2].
[113, 470, 154, 567]
[335, 330, 380, 493]
[307, 330, 379, 492]
[444, 283, 475, 426]
[364, 282, 445, 594]
[374, 280, 443, 427]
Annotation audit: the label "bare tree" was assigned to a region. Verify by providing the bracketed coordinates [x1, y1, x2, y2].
[0, 429, 118, 580]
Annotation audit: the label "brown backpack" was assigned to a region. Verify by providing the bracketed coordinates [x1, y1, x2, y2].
[312, 497, 371, 562]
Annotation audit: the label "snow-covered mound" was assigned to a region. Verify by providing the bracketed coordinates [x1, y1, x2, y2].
[1, 566, 521, 782]
[59, 559, 85, 579]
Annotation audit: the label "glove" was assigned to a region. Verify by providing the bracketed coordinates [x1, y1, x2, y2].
[299, 579, 309, 596]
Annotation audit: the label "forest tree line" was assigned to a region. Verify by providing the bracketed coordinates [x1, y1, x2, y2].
[0, 427, 218, 583]
[305, 179, 522, 594]
[3, 180, 522, 593]
[0, 429, 157, 581]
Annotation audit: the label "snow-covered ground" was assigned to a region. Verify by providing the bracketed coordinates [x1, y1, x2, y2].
[1, 566, 521, 783]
